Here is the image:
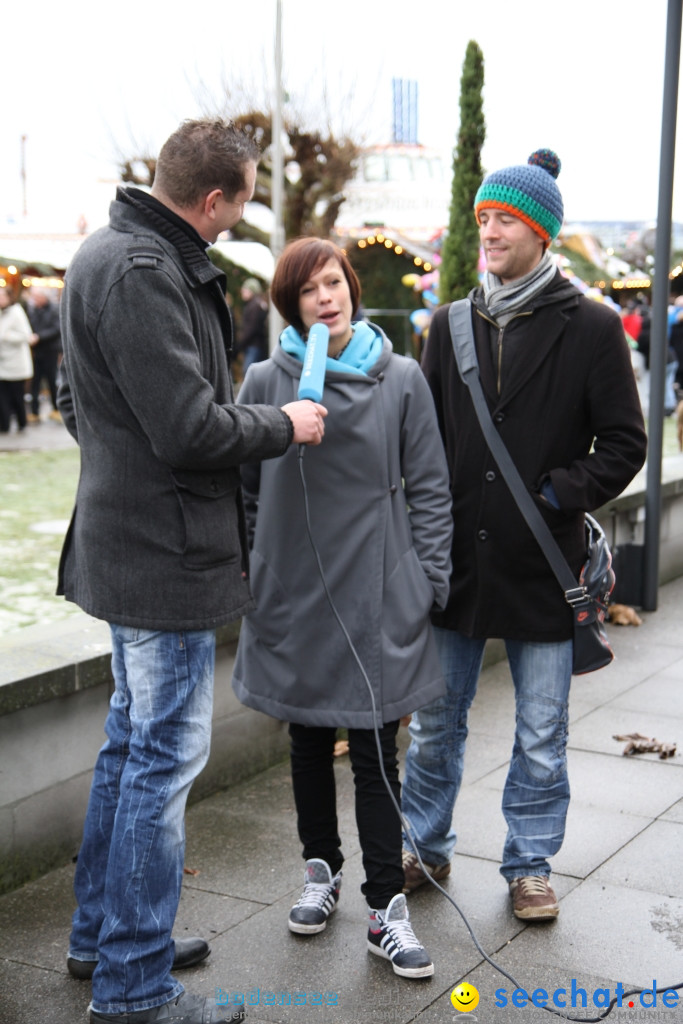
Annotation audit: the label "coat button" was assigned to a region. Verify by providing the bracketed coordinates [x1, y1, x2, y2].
[477, 529, 489, 541]
[485, 470, 496, 482]
[389, 484, 398, 495]
[210, 480, 218, 492]
[377, 372, 385, 382]
[494, 412, 505, 423]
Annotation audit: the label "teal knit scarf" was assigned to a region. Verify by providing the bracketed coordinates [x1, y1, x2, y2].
[280, 322, 383, 377]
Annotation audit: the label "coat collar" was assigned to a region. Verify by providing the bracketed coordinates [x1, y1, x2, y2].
[472, 270, 581, 409]
[111, 188, 225, 289]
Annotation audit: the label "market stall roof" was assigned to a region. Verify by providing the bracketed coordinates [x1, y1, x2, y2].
[209, 240, 274, 281]
[0, 233, 275, 281]
[0, 235, 86, 272]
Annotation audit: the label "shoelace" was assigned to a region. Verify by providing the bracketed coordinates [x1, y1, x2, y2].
[294, 881, 335, 909]
[402, 850, 438, 870]
[379, 915, 423, 952]
[515, 876, 550, 897]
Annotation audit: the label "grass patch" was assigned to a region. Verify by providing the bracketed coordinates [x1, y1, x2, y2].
[0, 448, 80, 633]
[651, 413, 680, 459]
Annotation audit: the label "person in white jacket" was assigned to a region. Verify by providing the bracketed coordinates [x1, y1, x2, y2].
[0, 288, 33, 432]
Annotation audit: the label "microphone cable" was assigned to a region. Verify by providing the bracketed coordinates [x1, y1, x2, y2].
[296, 446, 683, 1023]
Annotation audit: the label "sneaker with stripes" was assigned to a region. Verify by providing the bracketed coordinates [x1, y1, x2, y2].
[367, 893, 434, 978]
[288, 858, 342, 934]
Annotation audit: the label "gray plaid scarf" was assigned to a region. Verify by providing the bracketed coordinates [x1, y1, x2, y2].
[482, 250, 556, 326]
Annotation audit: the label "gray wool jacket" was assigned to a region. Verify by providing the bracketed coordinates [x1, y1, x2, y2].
[231, 332, 453, 728]
[57, 188, 293, 630]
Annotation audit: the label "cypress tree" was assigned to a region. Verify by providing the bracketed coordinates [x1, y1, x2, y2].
[439, 41, 486, 303]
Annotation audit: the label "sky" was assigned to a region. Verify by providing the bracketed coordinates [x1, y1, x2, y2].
[2, 0, 682, 235]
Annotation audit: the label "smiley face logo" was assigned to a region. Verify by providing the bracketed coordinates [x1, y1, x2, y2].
[450, 983, 480, 1012]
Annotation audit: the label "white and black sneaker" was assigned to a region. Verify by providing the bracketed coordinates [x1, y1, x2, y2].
[367, 893, 434, 978]
[288, 858, 342, 934]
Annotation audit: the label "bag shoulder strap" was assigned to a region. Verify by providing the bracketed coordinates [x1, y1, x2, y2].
[447, 299, 586, 606]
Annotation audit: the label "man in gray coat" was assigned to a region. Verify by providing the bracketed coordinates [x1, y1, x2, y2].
[400, 150, 647, 921]
[57, 118, 326, 1024]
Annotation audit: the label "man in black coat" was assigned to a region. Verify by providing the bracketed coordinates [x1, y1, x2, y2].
[401, 150, 647, 922]
[235, 276, 269, 373]
[58, 118, 326, 1024]
[27, 287, 62, 421]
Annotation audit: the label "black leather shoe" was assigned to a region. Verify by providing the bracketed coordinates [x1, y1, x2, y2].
[67, 937, 211, 980]
[90, 992, 244, 1022]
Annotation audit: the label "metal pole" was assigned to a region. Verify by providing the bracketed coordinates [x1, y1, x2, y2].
[642, 0, 682, 611]
[269, 0, 285, 353]
[20, 135, 28, 217]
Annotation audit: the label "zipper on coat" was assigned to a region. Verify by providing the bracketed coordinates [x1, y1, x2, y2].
[496, 326, 504, 395]
[475, 307, 533, 397]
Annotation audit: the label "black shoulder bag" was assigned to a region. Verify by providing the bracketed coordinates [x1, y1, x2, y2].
[447, 299, 615, 675]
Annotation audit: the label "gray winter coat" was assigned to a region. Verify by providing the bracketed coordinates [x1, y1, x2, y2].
[57, 188, 293, 630]
[231, 332, 453, 728]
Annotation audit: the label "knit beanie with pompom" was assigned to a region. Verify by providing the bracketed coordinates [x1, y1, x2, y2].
[474, 149, 563, 246]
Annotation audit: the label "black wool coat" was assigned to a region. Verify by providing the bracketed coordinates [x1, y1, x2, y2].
[422, 272, 647, 641]
[57, 189, 293, 630]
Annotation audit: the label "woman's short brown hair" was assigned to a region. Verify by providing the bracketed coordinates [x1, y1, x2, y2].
[270, 237, 361, 336]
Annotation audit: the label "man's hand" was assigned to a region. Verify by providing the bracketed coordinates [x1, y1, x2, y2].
[281, 401, 327, 446]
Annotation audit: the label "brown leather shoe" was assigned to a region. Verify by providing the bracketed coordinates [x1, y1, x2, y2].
[509, 876, 559, 920]
[402, 850, 451, 893]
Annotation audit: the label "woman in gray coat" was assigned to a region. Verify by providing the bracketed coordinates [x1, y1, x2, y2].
[233, 238, 452, 979]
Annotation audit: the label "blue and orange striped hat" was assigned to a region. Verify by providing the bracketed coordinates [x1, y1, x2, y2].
[474, 149, 563, 246]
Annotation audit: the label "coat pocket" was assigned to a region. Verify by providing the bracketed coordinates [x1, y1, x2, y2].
[172, 469, 241, 570]
[382, 546, 435, 647]
[244, 549, 292, 647]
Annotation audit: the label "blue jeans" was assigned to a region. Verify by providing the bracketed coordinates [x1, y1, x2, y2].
[69, 625, 215, 1015]
[242, 345, 263, 373]
[401, 627, 572, 881]
[665, 358, 679, 413]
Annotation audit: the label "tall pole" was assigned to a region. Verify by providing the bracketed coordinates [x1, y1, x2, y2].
[269, 0, 285, 352]
[642, 0, 682, 611]
[20, 135, 28, 217]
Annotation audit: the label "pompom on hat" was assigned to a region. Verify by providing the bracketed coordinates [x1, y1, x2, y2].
[474, 149, 564, 246]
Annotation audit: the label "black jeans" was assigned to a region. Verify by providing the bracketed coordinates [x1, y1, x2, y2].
[288, 720, 402, 908]
[0, 380, 27, 431]
[30, 348, 59, 414]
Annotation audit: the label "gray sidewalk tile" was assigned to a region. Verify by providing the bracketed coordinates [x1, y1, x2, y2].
[418, 959, 680, 1024]
[0, 960, 91, 1024]
[552, 803, 652, 879]
[591, 819, 683, 897]
[497, 879, 683, 983]
[568, 704, 683, 759]
[660, 797, 683, 824]
[0, 863, 77, 973]
[182, 757, 359, 906]
[607, 669, 683, 716]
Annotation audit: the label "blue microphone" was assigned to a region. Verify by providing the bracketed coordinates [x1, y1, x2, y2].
[298, 323, 329, 402]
